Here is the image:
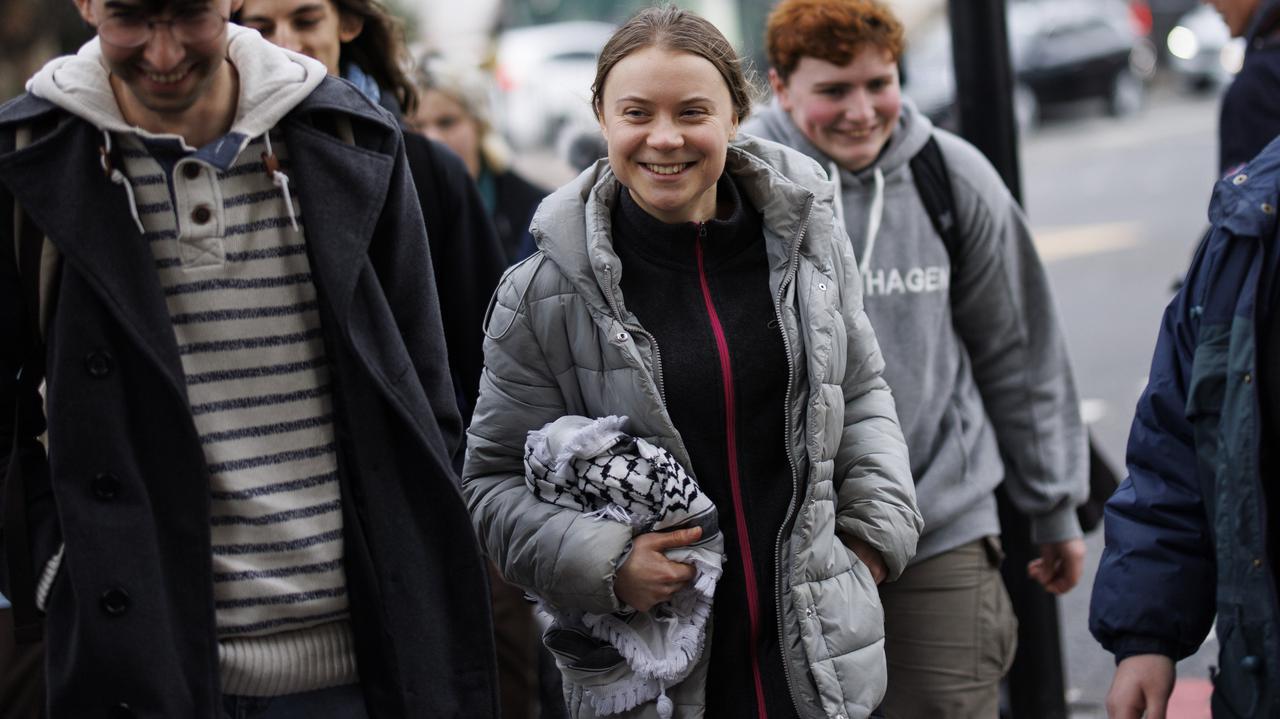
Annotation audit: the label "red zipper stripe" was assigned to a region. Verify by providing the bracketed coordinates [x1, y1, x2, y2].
[695, 230, 768, 719]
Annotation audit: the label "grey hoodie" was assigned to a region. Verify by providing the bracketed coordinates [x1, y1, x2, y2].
[745, 98, 1087, 560]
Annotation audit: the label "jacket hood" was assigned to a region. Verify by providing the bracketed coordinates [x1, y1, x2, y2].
[27, 24, 326, 153]
[528, 135, 833, 321]
[744, 95, 933, 188]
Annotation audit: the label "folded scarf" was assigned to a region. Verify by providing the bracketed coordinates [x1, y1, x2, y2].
[524, 415, 724, 718]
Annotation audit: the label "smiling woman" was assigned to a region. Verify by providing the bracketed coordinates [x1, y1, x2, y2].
[463, 6, 922, 719]
[233, 0, 417, 114]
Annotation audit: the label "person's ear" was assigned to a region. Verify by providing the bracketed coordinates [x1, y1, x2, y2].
[768, 67, 792, 112]
[338, 12, 364, 43]
[73, 0, 97, 26]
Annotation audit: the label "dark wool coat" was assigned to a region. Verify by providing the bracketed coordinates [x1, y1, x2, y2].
[0, 78, 497, 718]
[403, 132, 507, 422]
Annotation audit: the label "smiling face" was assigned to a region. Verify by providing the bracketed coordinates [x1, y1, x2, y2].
[236, 0, 362, 75]
[771, 45, 901, 172]
[76, 0, 242, 126]
[598, 46, 738, 225]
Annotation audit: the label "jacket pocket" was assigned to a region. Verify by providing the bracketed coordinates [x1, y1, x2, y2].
[1210, 613, 1268, 719]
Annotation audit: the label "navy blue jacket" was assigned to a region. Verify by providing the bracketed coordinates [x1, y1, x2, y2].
[0, 78, 497, 718]
[1089, 136, 1280, 717]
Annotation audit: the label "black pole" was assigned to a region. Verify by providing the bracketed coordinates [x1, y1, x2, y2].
[946, 3, 1067, 719]
[948, 0, 1023, 202]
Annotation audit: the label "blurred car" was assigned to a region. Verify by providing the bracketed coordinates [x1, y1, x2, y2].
[903, 0, 1158, 130]
[1166, 4, 1245, 91]
[493, 21, 616, 151]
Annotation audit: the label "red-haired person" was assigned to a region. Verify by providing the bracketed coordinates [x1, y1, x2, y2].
[745, 0, 1088, 716]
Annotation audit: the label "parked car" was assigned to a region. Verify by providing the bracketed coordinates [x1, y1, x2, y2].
[493, 21, 616, 151]
[903, 0, 1157, 130]
[1166, 3, 1245, 91]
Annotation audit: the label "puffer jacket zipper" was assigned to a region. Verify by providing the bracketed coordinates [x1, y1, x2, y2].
[602, 263, 666, 405]
[694, 222, 767, 719]
[773, 195, 814, 717]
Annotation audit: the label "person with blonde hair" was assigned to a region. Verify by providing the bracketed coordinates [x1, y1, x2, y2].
[412, 59, 549, 263]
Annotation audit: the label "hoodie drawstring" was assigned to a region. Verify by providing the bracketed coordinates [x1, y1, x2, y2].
[100, 131, 145, 235]
[828, 161, 846, 228]
[262, 133, 300, 233]
[859, 166, 885, 276]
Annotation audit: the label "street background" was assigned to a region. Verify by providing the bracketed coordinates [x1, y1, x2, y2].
[0, 0, 1234, 716]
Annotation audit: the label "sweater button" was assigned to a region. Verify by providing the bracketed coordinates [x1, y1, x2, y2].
[191, 205, 212, 225]
[1244, 373, 1253, 384]
[100, 587, 131, 616]
[181, 163, 201, 180]
[92, 473, 120, 501]
[84, 350, 114, 378]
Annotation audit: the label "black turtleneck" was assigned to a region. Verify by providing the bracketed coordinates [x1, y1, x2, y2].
[612, 174, 797, 719]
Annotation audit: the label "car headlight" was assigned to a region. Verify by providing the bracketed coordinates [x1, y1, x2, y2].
[1167, 25, 1199, 60]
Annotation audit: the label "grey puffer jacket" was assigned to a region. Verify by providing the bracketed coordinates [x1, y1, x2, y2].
[463, 135, 922, 719]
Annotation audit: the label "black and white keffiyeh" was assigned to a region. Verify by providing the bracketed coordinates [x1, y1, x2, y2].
[524, 415, 724, 718]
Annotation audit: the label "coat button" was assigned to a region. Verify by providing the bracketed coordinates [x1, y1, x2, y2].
[182, 163, 201, 180]
[191, 205, 212, 224]
[108, 703, 135, 719]
[1262, 203, 1276, 215]
[100, 588, 131, 616]
[92, 473, 120, 501]
[1233, 173, 1248, 185]
[1242, 655, 1262, 673]
[1244, 373, 1253, 384]
[84, 350, 113, 378]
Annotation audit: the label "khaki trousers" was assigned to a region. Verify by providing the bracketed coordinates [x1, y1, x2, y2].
[876, 537, 1018, 718]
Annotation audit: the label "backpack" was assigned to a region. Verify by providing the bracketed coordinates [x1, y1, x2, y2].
[907, 135, 1117, 533]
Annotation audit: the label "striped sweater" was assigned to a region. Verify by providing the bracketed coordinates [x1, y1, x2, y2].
[119, 130, 357, 696]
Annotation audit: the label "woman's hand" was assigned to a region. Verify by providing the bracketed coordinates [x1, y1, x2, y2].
[614, 527, 703, 612]
[841, 535, 888, 584]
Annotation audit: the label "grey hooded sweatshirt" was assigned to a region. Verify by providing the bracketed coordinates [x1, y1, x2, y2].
[745, 97, 1087, 561]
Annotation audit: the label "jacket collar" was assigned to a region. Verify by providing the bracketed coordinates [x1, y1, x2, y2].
[1210, 135, 1280, 241]
[530, 136, 833, 325]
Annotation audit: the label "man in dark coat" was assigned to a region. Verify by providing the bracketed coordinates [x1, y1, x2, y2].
[1090, 136, 1280, 717]
[0, 0, 497, 716]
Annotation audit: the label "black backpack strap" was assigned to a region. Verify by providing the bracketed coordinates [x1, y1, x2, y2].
[908, 132, 1118, 533]
[908, 134, 961, 271]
